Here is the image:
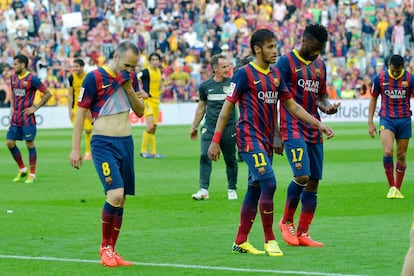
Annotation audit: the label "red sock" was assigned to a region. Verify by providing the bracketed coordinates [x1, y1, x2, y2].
[101, 202, 119, 247]
[297, 191, 317, 236]
[383, 156, 394, 187]
[395, 162, 406, 190]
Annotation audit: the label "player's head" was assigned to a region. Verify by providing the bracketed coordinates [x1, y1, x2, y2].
[113, 41, 139, 73]
[73, 58, 85, 75]
[210, 54, 229, 80]
[300, 24, 328, 61]
[388, 54, 405, 78]
[13, 54, 29, 75]
[148, 52, 161, 68]
[250, 28, 278, 65]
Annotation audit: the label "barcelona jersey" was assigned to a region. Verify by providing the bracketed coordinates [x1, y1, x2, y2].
[276, 49, 327, 144]
[371, 69, 413, 119]
[78, 66, 140, 120]
[10, 72, 47, 127]
[226, 62, 291, 156]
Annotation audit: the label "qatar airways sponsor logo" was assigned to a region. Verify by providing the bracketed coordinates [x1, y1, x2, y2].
[384, 89, 407, 99]
[258, 91, 278, 103]
[297, 79, 320, 93]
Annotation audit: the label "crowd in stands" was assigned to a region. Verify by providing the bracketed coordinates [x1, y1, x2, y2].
[0, 0, 413, 107]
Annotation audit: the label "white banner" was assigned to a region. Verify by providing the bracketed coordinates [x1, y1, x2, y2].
[0, 100, 412, 130]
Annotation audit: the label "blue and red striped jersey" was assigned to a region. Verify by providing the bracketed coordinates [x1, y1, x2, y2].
[371, 69, 413, 118]
[78, 66, 140, 120]
[227, 62, 291, 156]
[10, 72, 47, 126]
[276, 49, 327, 144]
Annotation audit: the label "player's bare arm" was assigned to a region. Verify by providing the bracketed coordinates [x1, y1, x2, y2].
[122, 80, 145, 118]
[69, 107, 88, 169]
[284, 98, 334, 139]
[208, 100, 235, 161]
[367, 96, 378, 138]
[23, 89, 52, 116]
[190, 100, 207, 140]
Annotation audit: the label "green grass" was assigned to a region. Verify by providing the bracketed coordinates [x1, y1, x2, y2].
[0, 123, 412, 275]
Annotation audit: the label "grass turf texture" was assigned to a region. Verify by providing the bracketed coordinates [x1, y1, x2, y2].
[0, 123, 412, 275]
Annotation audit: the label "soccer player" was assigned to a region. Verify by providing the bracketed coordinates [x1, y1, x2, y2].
[69, 41, 145, 267]
[402, 216, 414, 276]
[6, 54, 52, 184]
[276, 24, 340, 248]
[190, 54, 238, 201]
[208, 28, 333, 257]
[368, 54, 413, 199]
[68, 58, 93, 160]
[138, 52, 165, 158]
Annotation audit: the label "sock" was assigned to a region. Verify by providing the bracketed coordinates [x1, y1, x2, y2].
[259, 178, 276, 243]
[101, 201, 120, 248]
[148, 132, 156, 155]
[141, 130, 150, 153]
[9, 146, 25, 169]
[28, 147, 37, 175]
[85, 132, 92, 154]
[282, 181, 304, 223]
[297, 191, 317, 236]
[383, 156, 395, 187]
[395, 162, 406, 190]
[112, 208, 124, 250]
[235, 182, 261, 245]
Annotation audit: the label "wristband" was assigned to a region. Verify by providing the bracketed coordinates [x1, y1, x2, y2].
[212, 132, 222, 143]
[191, 125, 198, 130]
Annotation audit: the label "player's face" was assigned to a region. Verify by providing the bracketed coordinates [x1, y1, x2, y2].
[389, 64, 404, 78]
[215, 58, 230, 79]
[259, 39, 278, 65]
[149, 55, 160, 69]
[73, 63, 84, 75]
[301, 37, 325, 61]
[116, 49, 139, 73]
[12, 60, 24, 75]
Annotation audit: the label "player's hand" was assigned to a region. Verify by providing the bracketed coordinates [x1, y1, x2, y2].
[69, 149, 83, 169]
[23, 106, 37, 116]
[319, 124, 334, 139]
[190, 127, 198, 140]
[368, 123, 377, 138]
[208, 142, 221, 161]
[273, 136, 284, 155]
[325, 102, 341, 115]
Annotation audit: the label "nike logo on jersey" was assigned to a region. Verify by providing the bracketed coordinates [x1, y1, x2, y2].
[102, 84, 111, 88]
[208, 89, 214, 92]
[382, 82, 389, 85]
[295, 68, 302, 72]
[254, 80, 261, 84]
[231, 133, 237, 138]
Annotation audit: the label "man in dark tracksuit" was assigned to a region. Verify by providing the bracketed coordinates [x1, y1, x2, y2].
[190, 54, 238, 200]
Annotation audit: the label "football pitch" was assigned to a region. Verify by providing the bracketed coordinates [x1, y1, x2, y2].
[0, 123, 412, 275]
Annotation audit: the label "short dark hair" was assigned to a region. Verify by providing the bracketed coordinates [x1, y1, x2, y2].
[303, 24, 328, 44]
[250, 28, 276, 56]
[149, 52, 161, 60]
[116, 41, 139, 56]
[389, 54, 404, 68]
[73, 58, 85, 67]
[14, 54, 29, 68]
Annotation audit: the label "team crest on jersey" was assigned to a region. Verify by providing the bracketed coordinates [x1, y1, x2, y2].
[295, 162, 302, 170]
[23, 81, 28, 87]
[105, 176, 113, 185]
[315, 68, 321, 76]
[78, 87, 85, 102]
[402, 81, 408, 88]
[258, 167, 266, 175]
[274, 78, 280, 87]
[228, 82, 236, 96]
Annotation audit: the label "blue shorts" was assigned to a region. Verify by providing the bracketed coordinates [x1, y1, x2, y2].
[6, 125, 37, 141]
[284, 139, 323, 180]
[91, 135, 135, 195]
[379, 117, 412, 139]
[239, 150, 275, 185]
